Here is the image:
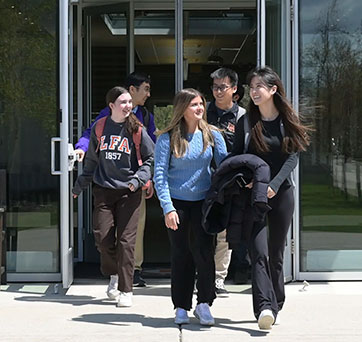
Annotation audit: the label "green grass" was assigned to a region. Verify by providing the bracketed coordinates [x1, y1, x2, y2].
[301, 184, 362, 216]
[301, 183, 362, 233]
[302, 225, 362, 233]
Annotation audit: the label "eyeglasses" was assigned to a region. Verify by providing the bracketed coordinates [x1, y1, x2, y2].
[211, 84, 232, 92]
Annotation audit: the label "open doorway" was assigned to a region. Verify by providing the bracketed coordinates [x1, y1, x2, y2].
[72, 1, 258, 279]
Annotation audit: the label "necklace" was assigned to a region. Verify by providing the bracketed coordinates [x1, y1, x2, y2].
[261, 112, 279, 121]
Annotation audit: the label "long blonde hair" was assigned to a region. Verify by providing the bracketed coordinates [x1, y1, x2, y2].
[157, 88, 216, 158]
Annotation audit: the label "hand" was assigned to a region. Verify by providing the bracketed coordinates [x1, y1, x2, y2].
[74, 149, 85, 162]
[267, 186, 276, 199]
[245, 181, 253, 189]
[73, 194, 78, 199]
[128, 183, 136, 192]
[165, 211, 179, 230]
[145, 182, 154, 199]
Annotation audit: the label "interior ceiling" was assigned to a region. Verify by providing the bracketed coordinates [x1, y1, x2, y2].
[82, 1, 257, 10]
[89, 9, 257, 67]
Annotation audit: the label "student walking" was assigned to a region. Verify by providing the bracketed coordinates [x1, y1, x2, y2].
[232, 66, 310, 329]
[74, 72, 156, 287]
[207, 67, 246, 295]
[72, 86, 154, 307]
[153, 88, 227, 326]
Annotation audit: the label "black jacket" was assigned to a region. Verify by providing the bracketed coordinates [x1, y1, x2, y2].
[202, 154, 271, 249]
[207, 100, 245, 152]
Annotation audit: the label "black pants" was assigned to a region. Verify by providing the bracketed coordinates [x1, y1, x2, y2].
[167, 199, 216, 310]
[249, 184, 294, 318]
[268, 184, 295, 310]
[92, 185, 142, 293]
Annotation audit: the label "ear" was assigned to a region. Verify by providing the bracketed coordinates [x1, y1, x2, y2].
[109, 102, 115, 111]
[270, 85, 277, 95]
[232, 85, 237, 94]
[129, 85, 136, 95]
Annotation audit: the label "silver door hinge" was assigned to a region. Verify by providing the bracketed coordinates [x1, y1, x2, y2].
[290, 4, 295, 22]
[290, 238, 296, 254]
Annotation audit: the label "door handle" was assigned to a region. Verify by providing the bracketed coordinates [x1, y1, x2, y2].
[51, 137, 62, 175]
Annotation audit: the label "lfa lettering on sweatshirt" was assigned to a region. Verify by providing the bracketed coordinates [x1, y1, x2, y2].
[99, 135, 131, 154]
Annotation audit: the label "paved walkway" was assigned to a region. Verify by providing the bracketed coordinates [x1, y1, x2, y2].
[1, 279, 362, 342]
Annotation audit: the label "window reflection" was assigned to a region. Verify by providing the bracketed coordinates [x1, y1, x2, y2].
[299, 0, 362, 271]
[0, 0, 59, 273]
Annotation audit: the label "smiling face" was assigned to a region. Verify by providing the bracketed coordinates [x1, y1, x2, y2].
[129, 82, 151, 107]
[109, 92, 133, 122]
[212, 76, 237, 109]
[183, 95, 204, 127]
[249, 76, 277, 107]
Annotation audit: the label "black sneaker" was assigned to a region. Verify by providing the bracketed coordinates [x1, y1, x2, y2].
[133, 270, 147, 287]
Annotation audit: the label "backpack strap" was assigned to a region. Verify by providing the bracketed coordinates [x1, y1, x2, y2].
[236, 105, 246, 122]
[140, 106, 150, 129]
[243, 113, 285, 154]
[95, 116, 107, 153]
[133, 125, 143, 167]
[243, 113, 251, 154]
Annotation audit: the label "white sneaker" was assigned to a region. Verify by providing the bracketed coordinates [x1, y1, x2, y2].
[193, 303, 215, 326]
[117, 292, 133, 307]
[106, 274, 119, 300]
[174, 308, 190, 325]
[274, 314, 281, 325]
[215, 279, 229, 296]
[258, 309, 275, 330]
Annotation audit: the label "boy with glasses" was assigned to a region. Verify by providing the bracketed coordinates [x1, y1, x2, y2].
[207, 67, 246, 295]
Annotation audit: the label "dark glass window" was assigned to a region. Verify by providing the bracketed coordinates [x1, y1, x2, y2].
[299, 0, 362, 272]
[0, 0, 59, 273]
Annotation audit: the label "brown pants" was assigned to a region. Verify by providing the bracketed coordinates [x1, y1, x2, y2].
[92, 185, 142, 293]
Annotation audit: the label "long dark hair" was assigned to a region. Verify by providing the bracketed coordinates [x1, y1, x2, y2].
[246, 66, 310, 153]
[105, 86, 141, 134]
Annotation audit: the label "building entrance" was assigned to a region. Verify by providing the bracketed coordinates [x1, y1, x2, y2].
[68, 0, 295, 287]
[72, 1, 259, 278]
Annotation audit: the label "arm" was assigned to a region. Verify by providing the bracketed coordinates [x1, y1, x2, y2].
[74, 107, 110, 159]
[153, 133, 175, 215]
[269, 152, 298, 193]
[212, 130, 228, 166]
[72, 127, 99, 195]
[129, 128, 155, 191]
[147, 113, 157, 143]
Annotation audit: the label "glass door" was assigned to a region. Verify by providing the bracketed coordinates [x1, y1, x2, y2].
[259, 0, 294, 281]
[75, 3, 131, 267]
[298, 0, 362, 280]
[0, 0, 61, 283]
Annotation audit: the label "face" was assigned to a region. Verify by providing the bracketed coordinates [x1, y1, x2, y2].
[110, 92, 133, 121]
[129, 82, 151, 107]
[211, 77, 237, 106]
[183, 96, 204, 126]
[249, 76, 277, 107]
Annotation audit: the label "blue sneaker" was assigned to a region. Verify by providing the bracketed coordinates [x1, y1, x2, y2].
[175, 308, 190, 325]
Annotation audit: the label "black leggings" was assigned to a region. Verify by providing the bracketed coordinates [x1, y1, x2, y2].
[167, 199, 216, 310]
[249, 184, 294, 318]
[268, 184, 295, 310]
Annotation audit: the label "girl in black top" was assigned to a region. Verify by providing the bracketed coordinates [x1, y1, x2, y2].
[232, 66, 309, 329]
